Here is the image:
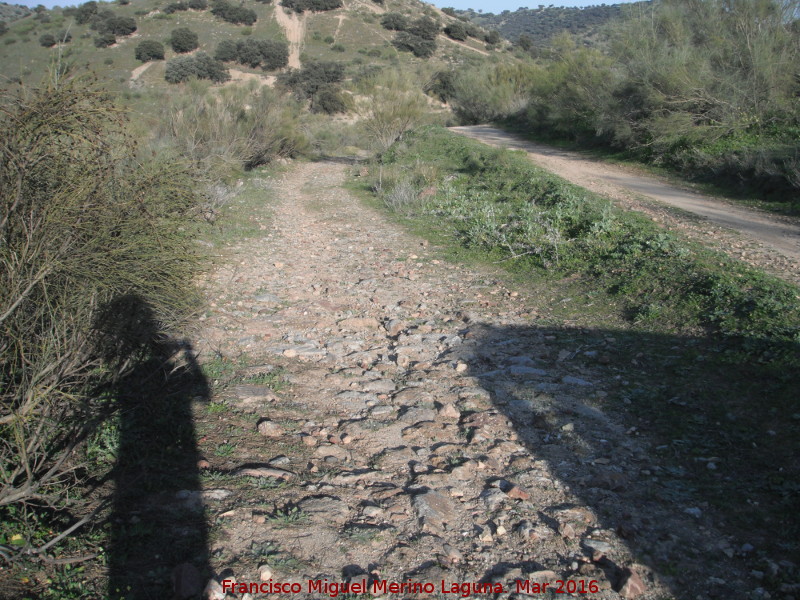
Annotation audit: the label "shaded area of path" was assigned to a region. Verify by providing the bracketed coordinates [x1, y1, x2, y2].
[451, 125, 800, 275]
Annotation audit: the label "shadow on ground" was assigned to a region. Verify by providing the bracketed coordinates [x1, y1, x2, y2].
[99, 295, 210, 600]
[456, 321, 799, 599]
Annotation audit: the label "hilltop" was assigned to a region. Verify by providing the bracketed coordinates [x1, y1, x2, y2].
[454, 2, 651, 46]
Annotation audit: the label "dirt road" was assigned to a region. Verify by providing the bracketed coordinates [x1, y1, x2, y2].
[451, 125, 800, 279]
[274, 6, 306, 69]
[184, 161, 769, 600]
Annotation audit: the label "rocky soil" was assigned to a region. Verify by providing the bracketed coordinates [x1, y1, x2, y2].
[183, 161, 790, 600]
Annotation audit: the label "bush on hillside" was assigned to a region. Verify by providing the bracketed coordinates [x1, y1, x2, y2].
[39, 33, 56, 47]
[311, 85, 348, 114]
[444, 21, 467, 41]
[94, 32, 116, 47]
[74, 0, 97, 24]
[188, 0, 208, 8]
[408, 16, 438, 40]
[484, 29, 501, 45]
[108, 15, 137, 35]
[210, 0, 257, 25]
[0, 22, 7, 36]
[160, 82, 307, 173]
[282, 0, 342, 13]
[392, 31, 436, 58]
[136, 39, 165, 61]
[170, 27, 198, 52]
[57, 29, 73, 43]
[214, 39, 289, 70]
[163, 1, 189, 13]
[0, 74, 200, 528]
[214, 39, 239, 61]
[380, 12, 408, 31]
[277, 60, 344, 98]
[165, 52, 230, 83]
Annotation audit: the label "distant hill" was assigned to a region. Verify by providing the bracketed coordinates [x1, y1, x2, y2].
[455, 2, 651, 46]
[0, 2, 32, 24]
[0, 0, 505, 92]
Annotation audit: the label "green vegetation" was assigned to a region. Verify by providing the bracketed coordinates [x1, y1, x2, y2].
[157, 81, 305, 175]
[371, 127, 800, 361]
[0, 73, 200, 532]
[210, 0, 257, 25]
[169, 26, 199, 52]
[282, 0, 342, 13]
[448, 0, 800, 204]
[135, 39, 165, 61]
[165, 51, 230, 83]
[215, 37, 289, 70]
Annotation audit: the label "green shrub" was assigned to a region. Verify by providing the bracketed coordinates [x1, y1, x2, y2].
[277, 60, 344, 98]
[74, 0, 98, 24]
[214, 39, 238, 61]
[484, 29, 500, 45]
[170, 27, 198, 53]
[282, 0, 342, 12]
[210, 0, 256, 25]
[0, 74, 200, 521]
[163, 1, 188, 13]
[392, 31, 435, 58]
[0, 22, 7, 36]
[311, 85, 348, 114]
[108, 15, 137, 35]
[164, 52, 230, 83]
[331, 42, 345, 52]
[39, 33, 56, 47]
[188, 0, 207, 8]
[444, 21, 467, 41]
[56, 29, 72, 43]
[94, 32, 116, 47]
[408, 16, 438, 40]
[135, 39, 165, 61]
[380, 12, 408, 31]
[158, 82, 307, 173]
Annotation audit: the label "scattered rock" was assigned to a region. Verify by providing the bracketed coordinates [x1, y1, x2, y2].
[412, 489, 458, 529]
[257, 419, 285, 438]
[297, 495, 350, 524]
[618, 568, 646, 599]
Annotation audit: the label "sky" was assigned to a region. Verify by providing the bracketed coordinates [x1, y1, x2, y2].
[13, 0, 646, 11]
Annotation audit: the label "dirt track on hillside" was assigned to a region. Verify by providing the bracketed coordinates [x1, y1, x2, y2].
[274, 6, 306, 69]
[451, 125, 800, 283]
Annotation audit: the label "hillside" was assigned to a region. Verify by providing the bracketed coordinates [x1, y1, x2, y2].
[0, 2, 30, 24]
[0, 0, 504, 93]
[455, 2, 651, 46]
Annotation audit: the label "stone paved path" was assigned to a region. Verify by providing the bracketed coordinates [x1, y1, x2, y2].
[193, 161, 760, 600]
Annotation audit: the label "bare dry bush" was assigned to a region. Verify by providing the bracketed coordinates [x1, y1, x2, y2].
[0, 74, 200, 551]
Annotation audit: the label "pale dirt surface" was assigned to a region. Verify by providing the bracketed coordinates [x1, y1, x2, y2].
[274, 6, 306, 69]
[439, 35, 490, 56]
[129, 60, 153, 84]
[451, 126, 800, 285]
[226, 68, 276, 87]
[190, 161, 762, 600]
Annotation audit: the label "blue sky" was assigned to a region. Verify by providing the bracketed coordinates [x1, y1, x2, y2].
[15, 0, 644, 11]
